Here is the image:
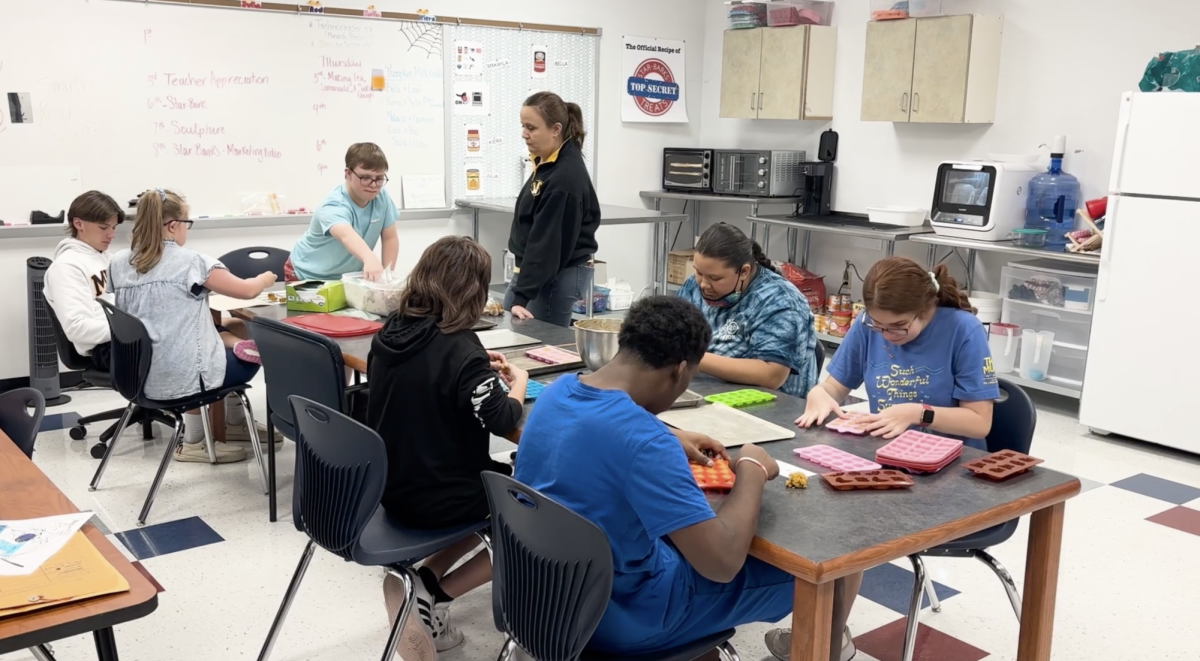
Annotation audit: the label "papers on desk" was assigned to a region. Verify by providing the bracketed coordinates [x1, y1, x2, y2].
[208, 293, 279, 312]
[0, 531, 129, 617]
[777, 461, 817, 479]
[0, 513, 92, 577]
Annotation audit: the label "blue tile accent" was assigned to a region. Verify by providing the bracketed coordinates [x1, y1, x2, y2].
[114, 516, 224, 560]
[858, 562, 960, 615]
[1110, 474, 1200, 505]
[39, 411, 81, 433]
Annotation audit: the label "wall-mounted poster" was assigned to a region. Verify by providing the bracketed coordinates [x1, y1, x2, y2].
[621, 36, 688, 123]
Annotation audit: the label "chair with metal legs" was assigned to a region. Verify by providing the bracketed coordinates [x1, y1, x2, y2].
[482, 471, 740, 661]
[88, 300, 268, 526]
[256, 396, 490, 661]
[899, 377, 1036, 661]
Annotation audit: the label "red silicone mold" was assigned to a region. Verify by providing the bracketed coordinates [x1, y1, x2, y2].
[876, 431, 964, 470]
[524, 346, 581, 365]
[794, 445, 882, 472]
[822, 470, 915, 491]
[691, 459, 736, 492]
[962, 450, 1044, 481]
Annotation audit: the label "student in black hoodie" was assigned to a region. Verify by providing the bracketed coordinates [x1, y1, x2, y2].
[367, 236, 528, 654]
[503, 91, 601, 327]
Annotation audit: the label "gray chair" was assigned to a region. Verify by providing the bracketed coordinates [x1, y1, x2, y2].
[900, 377, 1036, 661]
[483, 471, 740, 661]
[0, 387, 45, 459]
[218, 247, 290, 282]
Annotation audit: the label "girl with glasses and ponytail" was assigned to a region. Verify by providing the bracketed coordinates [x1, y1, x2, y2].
[795, 256, 999, 448]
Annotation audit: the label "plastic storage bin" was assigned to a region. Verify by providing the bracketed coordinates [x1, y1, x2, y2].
[572, 286, 610, 314]
[342, 272, 406, 316]
[907, 0, 978, 17]
[1001, 259, 1098, 314]
[870, 0, 910, 20]
[765, 1, 833, 26]
[728, 2, 768, 29]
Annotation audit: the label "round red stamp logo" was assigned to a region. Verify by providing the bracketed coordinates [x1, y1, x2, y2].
[629, 59, 678, 117]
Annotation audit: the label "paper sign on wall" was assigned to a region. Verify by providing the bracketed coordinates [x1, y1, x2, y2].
[621, 36, 688, 124]
[401, 174, 446, 209]
[465, 123, 483, 155]
[454, 41, 483, 76]
[453, 82, 490, 116]
[531, 44, 548, 78]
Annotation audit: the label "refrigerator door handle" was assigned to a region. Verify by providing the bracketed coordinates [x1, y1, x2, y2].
[1097, 195, 1118, 302]
[1108, 92, 1134, 194]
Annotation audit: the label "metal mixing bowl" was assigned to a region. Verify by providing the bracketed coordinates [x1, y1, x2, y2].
[573, 318, 623, 371]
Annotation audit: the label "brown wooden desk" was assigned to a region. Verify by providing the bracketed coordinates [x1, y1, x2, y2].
[0, 434, 158, 660]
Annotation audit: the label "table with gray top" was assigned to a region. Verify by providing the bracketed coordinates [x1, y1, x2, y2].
[231, 305, 1078, 661]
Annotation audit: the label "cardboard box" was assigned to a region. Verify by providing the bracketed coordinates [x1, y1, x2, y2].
[286, 280, 347, 313]
[591, 259, 608, 286]
[667, 250, 695, 285]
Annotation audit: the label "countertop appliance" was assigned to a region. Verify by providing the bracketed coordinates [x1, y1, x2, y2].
[662, 148, 713, 193]
[1081, 91, 1200, 454]
[930, 160, 1039, 241]
[798, 161, 834, 216]
[713, 150, 805, 197]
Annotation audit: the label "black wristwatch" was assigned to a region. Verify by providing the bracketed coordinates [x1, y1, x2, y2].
[918, 404, 935, 427]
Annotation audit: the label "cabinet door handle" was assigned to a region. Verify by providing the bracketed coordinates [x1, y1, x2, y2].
[751, 93, 756, 111]
[758, 93, 764, 110]
[913, 92, 920, 113]
[901, 93, 909, 111]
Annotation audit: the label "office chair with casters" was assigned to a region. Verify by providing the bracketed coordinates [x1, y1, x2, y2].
[0, 387, 46, 459]
[256, 396, 490, 661]
[218, 247, 290, 282]
[90, 300, 268, 526]
[45, 305, 173, 457]
[482, 471, 740, 661]
[248, 316, 368, 522]
[815, 338, 826, 374]
[899, 377, 1036, 661]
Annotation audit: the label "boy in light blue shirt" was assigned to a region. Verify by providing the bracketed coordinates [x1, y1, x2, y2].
[287, 142, 399, 282]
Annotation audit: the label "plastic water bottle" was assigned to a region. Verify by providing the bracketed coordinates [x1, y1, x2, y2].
[1024, 135, 1079, 251]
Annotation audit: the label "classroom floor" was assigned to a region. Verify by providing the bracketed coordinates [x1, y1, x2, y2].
[5, 370, 1200, 661]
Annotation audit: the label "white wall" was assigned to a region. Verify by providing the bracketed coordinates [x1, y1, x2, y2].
[0, 0, 707, 379]
[695, 0, 1200, 300]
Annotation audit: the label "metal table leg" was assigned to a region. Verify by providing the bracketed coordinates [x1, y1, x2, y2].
[800, 230, 812, 269]
[692, 200, 702, 248]
[659, 221, 670, 296]
[966, 249, 978, 291]
[93, 627, 119, 661]
[885, 240, 896, 258]
[787, 228, 799, 264]
[471, 209, 480, 242]
[763, 225, 772, 257]
[749, 202, 760, 242]
[925, 244, 937, 269]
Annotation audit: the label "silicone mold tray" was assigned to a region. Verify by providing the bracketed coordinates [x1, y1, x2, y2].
[963, 450, 1044, 481]
[826, 413, 869, 435]
[704, 389, 777, 408]
[691, 459, 736, 492]
[525, 346, 581, 365]
[523, 380, 545, 401]
[822, 470, 915, 491]
[876, 431, 964, 469]
[794, 445, 882, 472]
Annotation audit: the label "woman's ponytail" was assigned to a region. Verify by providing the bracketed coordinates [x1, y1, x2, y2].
[564, 102, 586, 149]
[931, 263, 975, 314]
[863, 257, 975, 315]
[750, 241, 777, 274]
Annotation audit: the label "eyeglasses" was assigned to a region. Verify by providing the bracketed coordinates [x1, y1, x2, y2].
[352, 170, 389, 187]
[163, 219, 194, 229]
[862, 315, 916, 337]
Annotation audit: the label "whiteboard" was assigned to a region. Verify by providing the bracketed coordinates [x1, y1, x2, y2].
[0, 0, 446, 217]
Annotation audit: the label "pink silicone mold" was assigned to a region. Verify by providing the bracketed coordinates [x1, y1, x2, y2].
[794, 445, 882, 472]
[826, 413, 869, 435]
[875, 431, 963, 467]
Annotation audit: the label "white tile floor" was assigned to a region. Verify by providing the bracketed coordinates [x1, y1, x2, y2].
[4, 368, 1200, 661]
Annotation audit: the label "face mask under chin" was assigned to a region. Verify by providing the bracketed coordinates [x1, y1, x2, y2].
[703, 274, 745, 309]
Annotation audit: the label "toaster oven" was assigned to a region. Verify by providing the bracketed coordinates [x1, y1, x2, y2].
[713, 150, 806, 197]
[662, 148, 713, 192]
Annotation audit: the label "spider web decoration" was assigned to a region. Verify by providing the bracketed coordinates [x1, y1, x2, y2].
[400, 22, 442, 58]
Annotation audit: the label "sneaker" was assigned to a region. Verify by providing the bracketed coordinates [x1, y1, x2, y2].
[233, 340, 262, 365]
[384, 572, 436, 661]
[410, 570, 464, 652]
[174, 441, 247, 463]
[224, 419, 282, 445]
[764, 626, 855, 661]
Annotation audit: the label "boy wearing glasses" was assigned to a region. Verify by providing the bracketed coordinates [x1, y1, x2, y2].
[287, 142, 399, 282]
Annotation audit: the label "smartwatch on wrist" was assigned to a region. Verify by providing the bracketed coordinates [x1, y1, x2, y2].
[918, 404, 934, 428]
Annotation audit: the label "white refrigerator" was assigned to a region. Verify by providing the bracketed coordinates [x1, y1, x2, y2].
[1080, 91, 1200, 453]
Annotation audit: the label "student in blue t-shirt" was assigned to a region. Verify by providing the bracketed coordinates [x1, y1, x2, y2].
[514, 296, 859, 661]
[286, 142, 399, 282]
[797, 257, 1000, 449]
[677, 223, 817, 398]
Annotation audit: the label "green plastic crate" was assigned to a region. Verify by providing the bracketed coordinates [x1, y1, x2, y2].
[704, 389, 777, 408]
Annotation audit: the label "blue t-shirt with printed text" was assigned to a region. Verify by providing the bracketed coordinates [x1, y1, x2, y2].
[677, 267, 817, 397]
[513, 374, 718, 654]
[289, 184, 397, 281]
[828, 307, 1000, 448]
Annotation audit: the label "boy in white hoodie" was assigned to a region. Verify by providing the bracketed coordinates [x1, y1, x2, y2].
[45, 191, 122, 370]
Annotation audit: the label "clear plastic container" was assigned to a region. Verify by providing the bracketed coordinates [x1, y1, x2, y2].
[1001, 260, 1098, 313]
[342, 271, 407, 316]
[988, 323, 1020, 374]
[765, 1, 833, 26]
[1001, 300, 1092, 353]
[728, 2, 768, 29]
[908, 0, 978, 17]
[1024, 155, 1080, 251]
[1009, 228, 1048, 248]
[1020, 330, 1055, 382]
[870, 0, 910, 20]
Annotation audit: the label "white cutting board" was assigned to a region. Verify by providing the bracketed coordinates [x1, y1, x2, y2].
[475, 329, 541, 351]
[657, 402, 796, 448]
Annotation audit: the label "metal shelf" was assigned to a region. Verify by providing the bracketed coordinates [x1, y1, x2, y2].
[998, 373, 1082, 399]
[910, 233, 1101, 266]
[639, 190, 804, 205]
[816, 332, 845, 345]
[749, 214, 933, 242]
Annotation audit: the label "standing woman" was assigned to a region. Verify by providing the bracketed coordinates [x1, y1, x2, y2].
[503, 92, 601, 327]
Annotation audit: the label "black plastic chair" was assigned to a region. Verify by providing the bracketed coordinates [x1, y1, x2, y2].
[814, 338, 826, 373]
[89, 300, 268, 526]
[482, 471, 739, 661]
[256, 396, 489, 661]
[218, 247, 290, 281]
[900, 377, 1035, 661]
[248, 316, 367, 522]
[45, 305, 172, 456]
[0, 387, 46, 459]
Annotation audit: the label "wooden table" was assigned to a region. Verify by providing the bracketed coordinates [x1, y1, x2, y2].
[0, 434, 159, 660]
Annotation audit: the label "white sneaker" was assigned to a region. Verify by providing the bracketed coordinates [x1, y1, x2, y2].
[411, 571, 464, 652]
[764, 626, 855, 661]
[174, 441, 247, 463]
[224, 418, 281, 445]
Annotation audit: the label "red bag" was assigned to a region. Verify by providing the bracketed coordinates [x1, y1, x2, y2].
[780, 263, 826, 311]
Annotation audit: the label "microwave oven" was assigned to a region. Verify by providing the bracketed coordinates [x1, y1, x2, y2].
[930, 161, 1040, 241]
[712, 150, 806, 197]
[662, 148, 713, 192]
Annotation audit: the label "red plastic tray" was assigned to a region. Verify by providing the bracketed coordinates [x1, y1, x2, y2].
[283, 314, 383, 337]
[822, 470, 915, 491]
[963, 450, 1044, 481]
[691, 459, 736, 492]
